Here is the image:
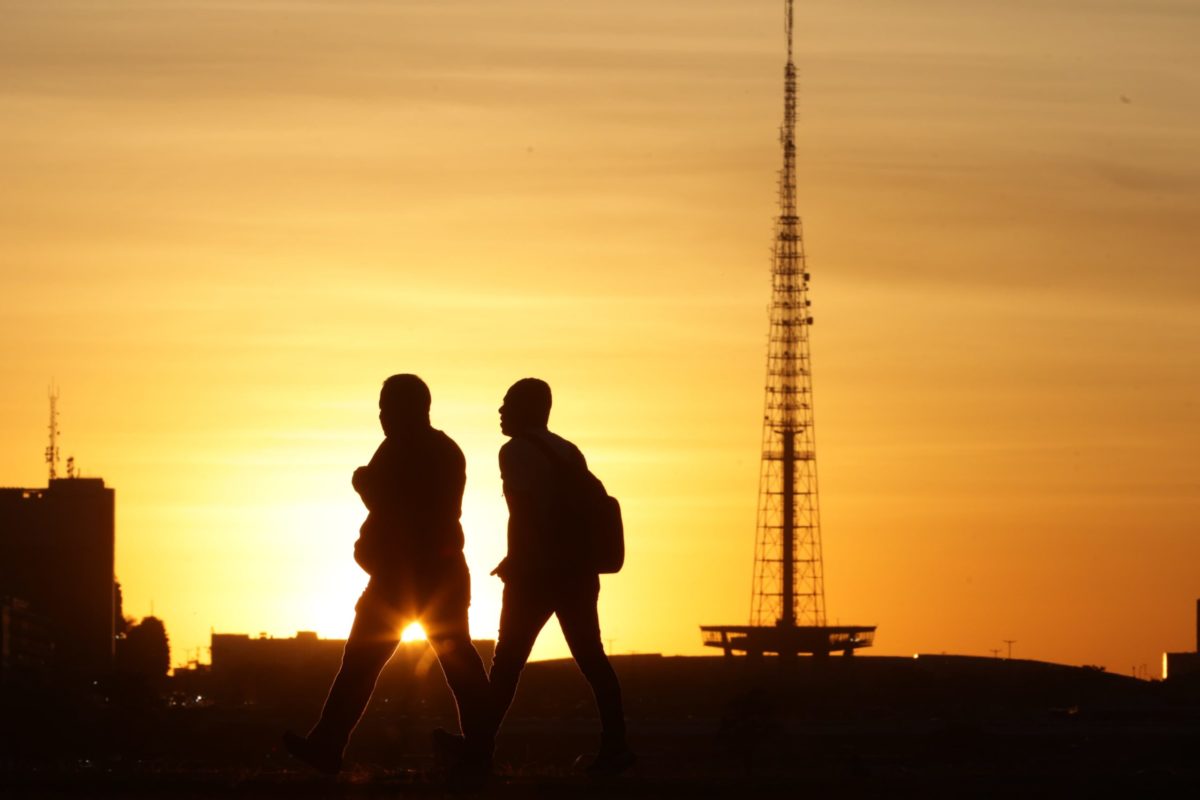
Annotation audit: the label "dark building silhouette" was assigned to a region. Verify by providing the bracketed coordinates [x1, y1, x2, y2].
[0, 596, 54, 682]
[1163, 598, 1200, 680]
[207, 630, 496, 706]
[211, 630, 348, 696]
[0, 477, 115, 676]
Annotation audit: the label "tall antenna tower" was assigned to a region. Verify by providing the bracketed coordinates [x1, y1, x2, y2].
[752, 0, 820, 629]
[702, 0, 875, 658]
[46, 383, 61, 482]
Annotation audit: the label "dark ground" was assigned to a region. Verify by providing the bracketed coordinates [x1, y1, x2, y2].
[3, 654, 1199, 797]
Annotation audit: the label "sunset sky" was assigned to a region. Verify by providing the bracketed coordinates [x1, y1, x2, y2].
[2, 0, 1197, 675]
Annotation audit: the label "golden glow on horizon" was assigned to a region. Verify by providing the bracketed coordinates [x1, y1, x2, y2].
[1, 0, 1198, 677]
[401, 622, 427, 643]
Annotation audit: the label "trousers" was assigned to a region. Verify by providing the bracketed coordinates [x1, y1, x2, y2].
[486, 573, 626, 743]
[309, 555, 490, 754]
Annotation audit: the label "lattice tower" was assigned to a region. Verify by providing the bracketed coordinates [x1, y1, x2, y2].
[46, 383, 60, 482]
[750, 0, 826, 628]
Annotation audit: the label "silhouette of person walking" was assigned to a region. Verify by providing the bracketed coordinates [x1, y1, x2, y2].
[285, 374, 490, 774]
[486, 378, 634, 774]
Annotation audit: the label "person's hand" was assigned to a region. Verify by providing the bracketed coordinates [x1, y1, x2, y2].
[490, 557, 510, 581]
[352, 466, 370, 493]
[353, 537, 375, 575]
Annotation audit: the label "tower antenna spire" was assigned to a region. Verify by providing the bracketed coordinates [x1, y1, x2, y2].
[46, 382, 60, 482]
[701, 0, 875, 659]
[786, 0, 794, 62]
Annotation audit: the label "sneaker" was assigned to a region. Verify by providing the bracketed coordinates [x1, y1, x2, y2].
[586, 744, 636, 776]
[282, 730, 343, 776]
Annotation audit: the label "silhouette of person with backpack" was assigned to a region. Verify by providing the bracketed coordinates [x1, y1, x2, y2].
[284, 374, 491, 775]
[485, 378, 634, 774]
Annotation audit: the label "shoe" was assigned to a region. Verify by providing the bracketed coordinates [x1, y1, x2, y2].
[282, 730, 342, 775]
[431, 727, 466, 766]
[586, 744, 636, 776]
[432, 727, 491, 786]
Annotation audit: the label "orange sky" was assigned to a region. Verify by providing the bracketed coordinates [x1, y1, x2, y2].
[1, 1, 1198, 676]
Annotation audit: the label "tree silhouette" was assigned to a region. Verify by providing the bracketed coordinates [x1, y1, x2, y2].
[117, 616, 170, 680]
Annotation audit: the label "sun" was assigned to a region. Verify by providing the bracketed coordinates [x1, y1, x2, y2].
[401, 621, 427, 642]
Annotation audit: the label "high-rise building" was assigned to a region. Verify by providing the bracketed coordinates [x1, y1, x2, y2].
[0, 478, 116, 676]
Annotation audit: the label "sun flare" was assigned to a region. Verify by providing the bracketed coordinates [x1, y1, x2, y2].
[401, 622, 427, 642]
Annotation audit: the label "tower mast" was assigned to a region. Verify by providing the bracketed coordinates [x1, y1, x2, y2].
[751, 0, 825, 629]
[701, 1, 874, 659]
[46, 383, 60, 482]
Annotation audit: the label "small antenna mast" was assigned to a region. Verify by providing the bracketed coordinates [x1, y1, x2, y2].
[46, 382, 60, 482]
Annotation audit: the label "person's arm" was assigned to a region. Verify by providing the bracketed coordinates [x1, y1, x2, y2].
[498, 441, 540, 517]
[352, 464, 381, 575]
[490, 485, 537, 583]
[503, 489, 539, 534]
[352, 465, 372, 504]
[492, 442, 536, 578]
[351, 442, 390, 574]
[425, 441, 466, 531]
[353, 440, 398, 511]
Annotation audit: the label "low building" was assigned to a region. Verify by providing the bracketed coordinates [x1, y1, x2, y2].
[1164, 651, 1200, 681]
[1162, 599, 1200, 680]
[206, 630, 495, 706]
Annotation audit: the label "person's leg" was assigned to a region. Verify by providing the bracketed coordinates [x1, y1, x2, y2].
[556, 575, 627, 748]
[306, 588, 400, 755]
[422, 559, 491, 759]
[486, 580, 554, 741]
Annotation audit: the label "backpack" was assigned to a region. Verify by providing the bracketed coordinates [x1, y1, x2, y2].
[521, 434, 625, 574]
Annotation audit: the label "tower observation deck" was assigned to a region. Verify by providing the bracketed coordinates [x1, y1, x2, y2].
[701, 0, 875, 659]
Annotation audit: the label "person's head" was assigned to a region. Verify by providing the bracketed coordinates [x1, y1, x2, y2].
[499, 378, 552, 436]
[379, 374, 431, 436]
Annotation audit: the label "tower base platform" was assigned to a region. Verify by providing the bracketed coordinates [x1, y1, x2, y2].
[701, 624, 876, 658]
